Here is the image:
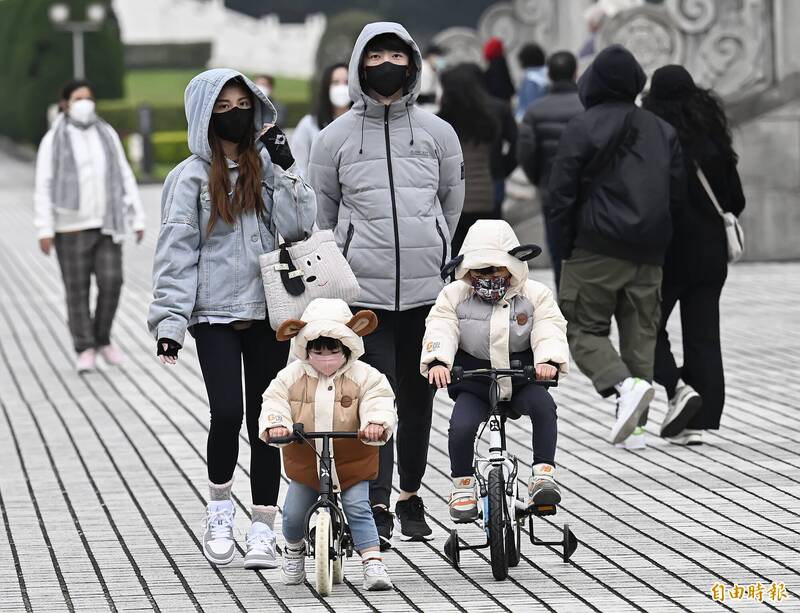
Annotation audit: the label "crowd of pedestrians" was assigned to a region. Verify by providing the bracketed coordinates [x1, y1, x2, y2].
[33, 17, 745, 594]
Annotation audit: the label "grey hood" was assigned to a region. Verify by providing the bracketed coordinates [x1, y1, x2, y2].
[348, 22, 422, 110]
[184, 68, 277, 162]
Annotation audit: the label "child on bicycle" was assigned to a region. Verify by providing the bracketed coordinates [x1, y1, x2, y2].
[421, 219, 569, 522]
[260, 298, 396, 591]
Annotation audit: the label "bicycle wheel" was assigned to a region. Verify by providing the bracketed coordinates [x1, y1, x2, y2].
[506, 489, 521, 568]
[315, 510, 334, 596]
[488, 466, 508, 580]
[332, 558, 344, 584]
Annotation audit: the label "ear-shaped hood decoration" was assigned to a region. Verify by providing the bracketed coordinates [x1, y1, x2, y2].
[509, 244, 542, 261]
[347, 310, 378, 336]
[440, 255, 464, 280]
[276, 319, 307, 342]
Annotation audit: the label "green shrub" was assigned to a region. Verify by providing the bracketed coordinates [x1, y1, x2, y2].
[151, 131, 190, 165]
[0, 0, 124, 143]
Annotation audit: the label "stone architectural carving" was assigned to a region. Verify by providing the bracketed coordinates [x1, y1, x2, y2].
[599, 0, 772, 101]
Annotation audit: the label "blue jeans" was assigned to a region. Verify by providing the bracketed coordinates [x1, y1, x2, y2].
[282, 480, 379, 552]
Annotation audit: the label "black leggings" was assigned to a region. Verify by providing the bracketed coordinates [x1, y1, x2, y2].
[193, 319, 288, 505]
[448, 386, 558, 478]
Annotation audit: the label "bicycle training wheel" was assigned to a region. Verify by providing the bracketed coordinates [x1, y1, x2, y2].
[488, 466, 509, 580]
[315, 510, 334, 596]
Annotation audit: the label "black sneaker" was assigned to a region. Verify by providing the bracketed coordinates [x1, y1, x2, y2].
[372, 505, 394, 551]
[395, 495, 433, 540]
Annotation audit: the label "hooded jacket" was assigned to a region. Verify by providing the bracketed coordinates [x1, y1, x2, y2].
[547, 45, 685, 265]
[420, 220, 569, 401]
[259, 299, 396, 493]
[147, 69, 317, 346]
[308, 22, 465, 312]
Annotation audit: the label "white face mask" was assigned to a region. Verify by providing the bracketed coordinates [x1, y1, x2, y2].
[256, 84, 271, 99]
[69, 98, 96, 124]
[329, 83, 350, 108]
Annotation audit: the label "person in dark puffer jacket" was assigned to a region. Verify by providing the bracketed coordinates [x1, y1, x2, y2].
[547, 45, 686, 448]
[518, 51, 584, 288]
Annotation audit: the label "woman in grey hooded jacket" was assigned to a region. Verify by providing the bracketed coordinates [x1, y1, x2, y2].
[309, 22, 464, 547]
[147, 69, 316, 569]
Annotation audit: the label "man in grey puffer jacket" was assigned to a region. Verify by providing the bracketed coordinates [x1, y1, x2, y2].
[309, 22, 464, 546]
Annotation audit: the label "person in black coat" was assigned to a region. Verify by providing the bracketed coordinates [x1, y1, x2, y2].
[643, 65, 745, 446]
[518, 51, 584, 288]
[547, 44, 686, 447]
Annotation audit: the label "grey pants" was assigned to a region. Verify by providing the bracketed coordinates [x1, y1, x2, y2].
[54, 229, 123, 353]
[558, 248, 662, 399]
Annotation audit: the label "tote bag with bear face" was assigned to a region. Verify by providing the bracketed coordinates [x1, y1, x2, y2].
[260, 229, 360, 330]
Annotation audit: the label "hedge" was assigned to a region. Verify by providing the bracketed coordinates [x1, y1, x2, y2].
[0, 0, 124, 143]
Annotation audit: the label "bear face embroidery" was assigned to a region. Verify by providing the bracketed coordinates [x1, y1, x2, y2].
[516, 313, 528, 326]
[340, 395, 353, 408]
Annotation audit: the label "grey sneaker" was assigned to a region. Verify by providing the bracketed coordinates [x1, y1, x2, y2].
[667, 429, 703, 446]
[448, 477, 478, 523]
[362, 558, 393, 591]
[527, 464, 561, 511]
[244, 522, 279, 570]
[203, 501, 236, 565]
[281, 543, 306, 585]
[661, 381, 702, 438]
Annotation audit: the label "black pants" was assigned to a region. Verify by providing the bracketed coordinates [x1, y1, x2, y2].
[540, 191, 562, 290]
[193, 319, 288, 505]
[54, 229, 123, 353]
[449, 387, 558, 477]
[359, 305, 435, 507]
[653, 277, 726, 430]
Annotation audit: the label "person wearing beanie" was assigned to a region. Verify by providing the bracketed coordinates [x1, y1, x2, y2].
[308, 22, 464, 548]
[643, 65, 745, 446]
[547, 45, 687, 449]
[483, 37, 515, 103]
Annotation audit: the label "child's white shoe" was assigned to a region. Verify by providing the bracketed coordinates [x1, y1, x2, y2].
[527, 464, 561, 511]
[362, 555, 393, 591]
[448, 476, 478, 523]
[244, 522, 279, 570]
[281, 542, 306, 585]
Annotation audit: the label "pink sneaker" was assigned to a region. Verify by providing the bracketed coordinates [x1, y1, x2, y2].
[98, 344, 125, 366]
[76, 349, 96, 373]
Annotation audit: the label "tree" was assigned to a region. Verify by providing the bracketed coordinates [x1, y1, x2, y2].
[313, 9, 381, 76]
[0, 0, 124, 143]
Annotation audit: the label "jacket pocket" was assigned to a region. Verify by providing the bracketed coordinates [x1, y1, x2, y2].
[342, 222, 355, 258]
[435, 218, 447, 269]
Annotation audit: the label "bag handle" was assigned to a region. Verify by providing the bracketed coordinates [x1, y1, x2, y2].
[695, 164, 726, 218]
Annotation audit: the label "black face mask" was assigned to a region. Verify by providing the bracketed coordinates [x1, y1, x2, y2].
[364, 62, 408, 97]
[210, 106, 253, 143]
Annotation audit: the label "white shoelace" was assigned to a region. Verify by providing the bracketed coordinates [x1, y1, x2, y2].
[246, 529, 276, 550]
[206, 508, 234, 540]
[363, 559, 388, 577]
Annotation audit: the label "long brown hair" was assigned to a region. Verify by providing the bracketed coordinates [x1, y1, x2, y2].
[207, 79, 265, 233]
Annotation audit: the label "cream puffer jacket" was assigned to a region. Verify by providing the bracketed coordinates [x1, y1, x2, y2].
[259, 298, 396, 492]
[420, 219, 569, 400]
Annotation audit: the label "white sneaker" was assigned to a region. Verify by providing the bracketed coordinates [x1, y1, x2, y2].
[667, 429, 703, 446]
[203, 500, 236, 565]
[76, 348, 96, 373]
[362, 558, 393, 591]
[661, 381, 702, 438]
[281, 543, 306, 585]
[610, 378, 654, 444]
[244, 522, 279, 569]
[614, 426, 647, 450]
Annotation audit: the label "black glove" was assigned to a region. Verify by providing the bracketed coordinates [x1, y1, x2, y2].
[259, 125, 294, 170]
[156, 338, 181, 358]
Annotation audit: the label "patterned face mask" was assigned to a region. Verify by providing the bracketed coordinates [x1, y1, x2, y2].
[471, 275, 511, 302]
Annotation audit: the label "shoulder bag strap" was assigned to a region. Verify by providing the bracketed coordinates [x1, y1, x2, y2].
[695, 164, 726, 218]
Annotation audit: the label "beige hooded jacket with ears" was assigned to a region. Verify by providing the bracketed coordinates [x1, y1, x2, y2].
[420, 220, 569, 400]
[259, 298, 396, 493]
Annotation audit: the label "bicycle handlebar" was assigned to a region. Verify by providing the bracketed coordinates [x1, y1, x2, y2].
[450, 364, 559, 388]
[269, 422, 361, 445]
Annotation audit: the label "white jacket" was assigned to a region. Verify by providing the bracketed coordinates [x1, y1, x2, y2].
[291, 114, 320, 179]
[421, 219, 569, 399]
[34, 115, 145, 239]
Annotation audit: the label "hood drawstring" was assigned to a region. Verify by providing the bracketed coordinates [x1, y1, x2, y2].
[405, 101, 414, 146]
[358, 95, 366, 155]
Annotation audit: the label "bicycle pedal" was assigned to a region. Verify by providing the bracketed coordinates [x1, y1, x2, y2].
[532, 504, 557, 516]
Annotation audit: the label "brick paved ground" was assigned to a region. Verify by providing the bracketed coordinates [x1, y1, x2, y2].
[0, 151, 798, 612]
